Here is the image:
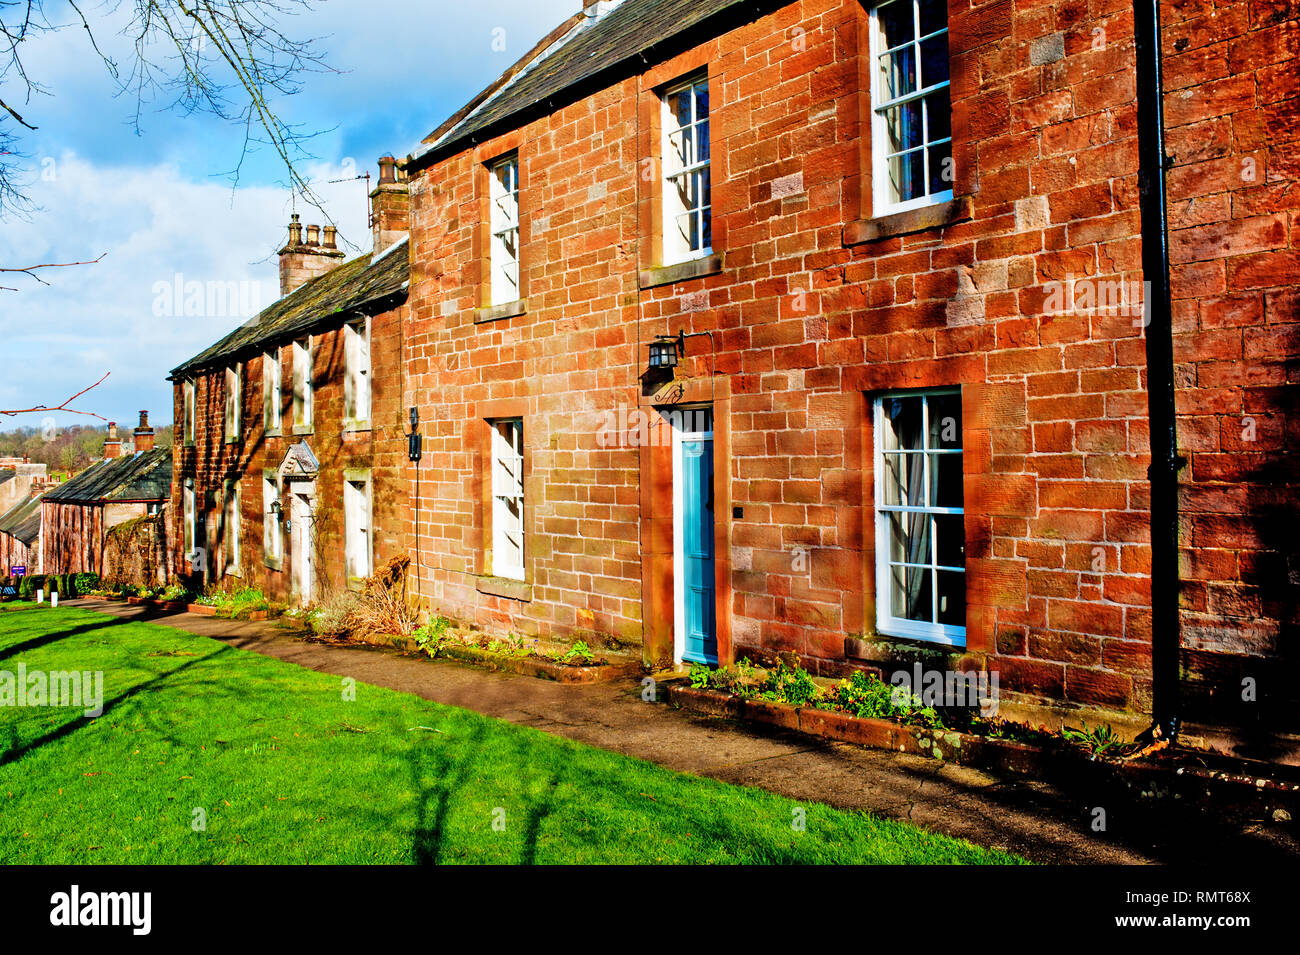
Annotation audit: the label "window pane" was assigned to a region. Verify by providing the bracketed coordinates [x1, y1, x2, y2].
[668, 126, 693, 170]
[928, 141, 953, 195]
[694, 82, 708, 121]
[918, 0, 947, 36]
[879, 45, 917, 100]
[671, 87, 693, 129]
[920, 32, 949, 87]
[696, 120, 710, 167]
[877, 0, 914, 49]
[884, 99, 924, 155]
[888, 148, 926, 203]
[881, 451, 924, 507]
[928, 392, 961, 448]
[937, 570, 965, 625]
[934, 513, 965, 568]
[880, 394, 923, 451]
[888, 510, 931, 565]
[891, 563, 932, 622]
[925, 88, 952, 141]
[929, 452, 963, 508]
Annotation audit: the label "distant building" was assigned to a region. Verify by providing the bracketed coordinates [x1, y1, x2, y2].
[168, 164, 410, 602]
[40, 413, 172, 576]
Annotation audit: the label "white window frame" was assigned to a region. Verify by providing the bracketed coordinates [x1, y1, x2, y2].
[183, 380, 196, 447]
[488, 153, 520, 306]
[183, 478, 196, 556]
[263, 474, 282, 563]
[490, 418, 525, 581]
[343, 318, 371, 427]
[263, 348, 282, 433]
[868, 0, 954, 216]
[224, 364, 242, 442]
[873, 389, 965, 646]
[661, 73, 712, 266]
[223, 478, 241, 576]
[292, 337, 313, 430]
[343, 472, 373, 582]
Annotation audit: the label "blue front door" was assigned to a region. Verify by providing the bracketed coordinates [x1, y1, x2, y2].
[681, 436, 717, 664]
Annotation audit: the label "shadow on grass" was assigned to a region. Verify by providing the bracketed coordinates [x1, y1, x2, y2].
[0, 644, 232, 767]
[408, 720, 489, 866]
[0, 612, 136, 664]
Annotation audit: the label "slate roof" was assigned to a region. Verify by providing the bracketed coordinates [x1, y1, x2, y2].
[409, 0, 782, 170]
[0, 495, 42, 546]
[169, 238, 409, 379]
[40, 448, 172, 505]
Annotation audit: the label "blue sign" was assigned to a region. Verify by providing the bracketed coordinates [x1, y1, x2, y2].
[11, 566, 25, 577]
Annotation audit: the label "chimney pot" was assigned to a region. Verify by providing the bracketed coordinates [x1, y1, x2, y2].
[369, 154, 411, 256]
[279, 212, 344, 297]
[132, 409, 155, 453]
[104, 422, 121, 460]
[322, 225, 337, 249]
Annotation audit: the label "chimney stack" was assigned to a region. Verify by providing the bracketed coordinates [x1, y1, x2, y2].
[278, 213, 345, 297]
[369, 155, 410, 256]
[104, 422, 121, 460]
[133, 410, 155, 453]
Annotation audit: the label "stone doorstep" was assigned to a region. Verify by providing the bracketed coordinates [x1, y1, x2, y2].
[370, 633, 643, 685]
[668, 685, 1300, 815]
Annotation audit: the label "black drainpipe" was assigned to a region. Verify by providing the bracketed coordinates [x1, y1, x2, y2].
[1133, 0, 1184, 740]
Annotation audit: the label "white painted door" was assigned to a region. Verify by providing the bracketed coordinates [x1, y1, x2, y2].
[291, 490, 313, 605]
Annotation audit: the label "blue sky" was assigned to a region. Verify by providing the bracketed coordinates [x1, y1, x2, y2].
[0, 0, 575, 431]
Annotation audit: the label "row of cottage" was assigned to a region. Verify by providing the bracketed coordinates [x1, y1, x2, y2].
[8, 0, 1299, 735]
[0, 424, 174, 585]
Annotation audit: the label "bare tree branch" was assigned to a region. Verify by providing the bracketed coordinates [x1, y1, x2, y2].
[0, 251, 107, 290]
[0, 371, 110, 420]
[0, 0, 335, 222]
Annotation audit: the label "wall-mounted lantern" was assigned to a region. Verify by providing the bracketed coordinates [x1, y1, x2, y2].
[645, 331, 684, 383]
[408, 407, 423, 463]
[269, 499, 291, 532]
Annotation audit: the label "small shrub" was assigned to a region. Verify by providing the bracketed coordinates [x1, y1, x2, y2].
[562, 640, 595, 665]
[310, 591, 363, 638]
[1061, 720, 1123, 758]
[760, 660, 820, 707]
[159, 582, 192, 603]
[413, 617, 452, 657]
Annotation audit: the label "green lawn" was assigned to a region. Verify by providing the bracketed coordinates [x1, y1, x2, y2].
[0, 604, 1024, 864]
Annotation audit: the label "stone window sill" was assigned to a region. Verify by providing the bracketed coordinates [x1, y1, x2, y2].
[476, 575, 531, 602]
[639, 253, 723, 290]
[844, 196, 972, 245]
[342, 422, 372, 435]
[475, 298, 527, 324]
[292, 424, 314, 437]
[263, 556, 283, 572]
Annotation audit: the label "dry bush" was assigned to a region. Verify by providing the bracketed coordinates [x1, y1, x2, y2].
[310, 590, 362, 639]
[346, 555, 422, 638]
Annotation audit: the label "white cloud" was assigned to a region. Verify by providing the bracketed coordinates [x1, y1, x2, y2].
[0, 152, 368, 429]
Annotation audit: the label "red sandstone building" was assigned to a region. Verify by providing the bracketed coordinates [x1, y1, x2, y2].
[39, 414, 172, 576]
[167, 165, 411, 603]
[388, 0, 1298, 732]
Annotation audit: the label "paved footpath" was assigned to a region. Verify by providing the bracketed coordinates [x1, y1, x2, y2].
[63, 599, 1299, 864]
